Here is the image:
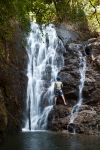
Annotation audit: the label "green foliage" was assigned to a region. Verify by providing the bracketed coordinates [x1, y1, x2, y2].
[0, 0, 30, 34]
[30, 0, 56, 23]
[0, 0, 31, 59]
[82, 0, 100, 31]
[0, 0, 99, 49]
[69, 1, 86, 22]
[0, 0, 99, 32]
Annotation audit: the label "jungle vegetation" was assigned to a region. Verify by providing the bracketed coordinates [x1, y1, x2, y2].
[0, 0, 100, 60]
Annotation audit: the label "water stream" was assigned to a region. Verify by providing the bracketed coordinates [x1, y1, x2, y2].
[23, 23, 65, 131]
[69, 51, 86, 124]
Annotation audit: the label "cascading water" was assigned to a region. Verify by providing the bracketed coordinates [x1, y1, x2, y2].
[69, 51, 86, 124]
[23, 23, 65, 131]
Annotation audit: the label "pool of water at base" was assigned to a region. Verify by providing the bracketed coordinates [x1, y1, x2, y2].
[0, 131, 100, 150]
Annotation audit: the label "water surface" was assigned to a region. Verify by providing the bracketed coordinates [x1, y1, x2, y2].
[0, 131, 100, 150]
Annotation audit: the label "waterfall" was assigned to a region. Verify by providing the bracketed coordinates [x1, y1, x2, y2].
[69, 51, 86, 124]
[23, 23, 65, 131]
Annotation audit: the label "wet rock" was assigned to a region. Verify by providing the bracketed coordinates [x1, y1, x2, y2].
[59, 37, 100, 106]
[48, 104, 100, 135]
[67, 123, 83, 134]
[47, 105, 71, 131]
[56, 24, 79, 46]
[88, 38, 97, 43]
[48, 35, 100, 135]
[73, 107, 100, 135]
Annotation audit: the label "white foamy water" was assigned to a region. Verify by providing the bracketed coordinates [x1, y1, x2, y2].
[23, 23, 65, 130]
[69, 51, 86, 124]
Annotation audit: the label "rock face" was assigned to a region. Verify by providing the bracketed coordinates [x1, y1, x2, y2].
[48, 105, 100, 135]
[0, 90, 7, 143]
[55, 24, 79, 45]
[48, 24, 100, 135]
[0, 24, 27, 142]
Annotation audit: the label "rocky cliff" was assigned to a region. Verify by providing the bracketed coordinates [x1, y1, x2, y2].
[47, 24, 100, 135]
[0, 24, 27, 142]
